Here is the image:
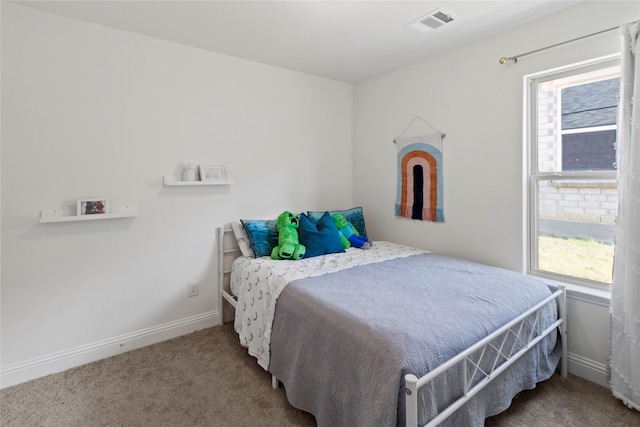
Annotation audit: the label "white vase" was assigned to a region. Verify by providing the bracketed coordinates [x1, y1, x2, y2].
[182, 166, 196, 181]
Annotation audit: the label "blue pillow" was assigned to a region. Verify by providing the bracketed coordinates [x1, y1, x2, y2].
[307, 207, 368, 237]
[298, 212, 345, 258]
[241, 219, 278, 258]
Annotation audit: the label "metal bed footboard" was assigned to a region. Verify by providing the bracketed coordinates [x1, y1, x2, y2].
[404, 285, 567, 427]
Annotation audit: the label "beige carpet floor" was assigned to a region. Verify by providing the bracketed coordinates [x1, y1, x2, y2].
[1, 323, 638, 426]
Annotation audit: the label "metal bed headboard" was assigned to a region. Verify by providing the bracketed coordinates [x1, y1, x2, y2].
[217, 225, 241, 325]
[217, 225, 280, 389]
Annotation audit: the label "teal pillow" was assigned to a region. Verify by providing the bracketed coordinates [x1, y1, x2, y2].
[307, 207, 368, 237]
[241, 219, 278, 258]
[298, 212, 345, 258]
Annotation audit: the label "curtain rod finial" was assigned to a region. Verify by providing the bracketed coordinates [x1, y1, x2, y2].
[499, 57, 516, 65]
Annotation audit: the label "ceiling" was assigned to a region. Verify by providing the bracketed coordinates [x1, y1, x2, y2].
[14, 1, 583, 83]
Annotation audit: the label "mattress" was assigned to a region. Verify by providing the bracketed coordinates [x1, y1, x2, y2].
[269, 252, 560, 426]
[230, 241, 427, 369]
[230, 241, 560, 426]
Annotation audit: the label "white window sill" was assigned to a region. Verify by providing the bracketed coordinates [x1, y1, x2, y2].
[536, 277, 611, 307]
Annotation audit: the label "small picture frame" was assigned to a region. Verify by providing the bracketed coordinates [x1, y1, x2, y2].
[77, 199, 109, 216]
[199, 165, 226, 181]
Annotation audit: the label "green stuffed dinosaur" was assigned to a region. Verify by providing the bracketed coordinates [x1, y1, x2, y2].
[331, 213, 372, 249]
[271, 211, 306, 260]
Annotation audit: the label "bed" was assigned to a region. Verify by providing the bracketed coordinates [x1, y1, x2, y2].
[217, 215, 567, 427]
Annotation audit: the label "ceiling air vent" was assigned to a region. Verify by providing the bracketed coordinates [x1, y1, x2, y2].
[406, 8, 455, 33]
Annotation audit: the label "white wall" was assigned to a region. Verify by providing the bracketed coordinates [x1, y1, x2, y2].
[1, 3, 353, 387]
[354, 1, 639, 387]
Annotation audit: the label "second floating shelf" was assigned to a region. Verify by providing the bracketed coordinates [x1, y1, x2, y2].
[163, 176, 234, 186]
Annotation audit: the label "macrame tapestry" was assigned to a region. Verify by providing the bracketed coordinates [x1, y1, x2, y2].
[395, 134, 444, 222]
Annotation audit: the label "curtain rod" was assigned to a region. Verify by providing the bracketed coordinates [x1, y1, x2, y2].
[499, 25, 619, 65]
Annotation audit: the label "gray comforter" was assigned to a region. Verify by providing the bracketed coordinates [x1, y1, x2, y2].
[269, 253, 561, 427]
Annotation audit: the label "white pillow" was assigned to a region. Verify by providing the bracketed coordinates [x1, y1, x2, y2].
[231, 221, 255, 258]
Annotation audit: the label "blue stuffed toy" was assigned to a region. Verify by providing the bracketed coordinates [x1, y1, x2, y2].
[331, 213, 372, 249]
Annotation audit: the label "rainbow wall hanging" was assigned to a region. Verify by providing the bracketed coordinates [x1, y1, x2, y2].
[395, 134, 444, 222]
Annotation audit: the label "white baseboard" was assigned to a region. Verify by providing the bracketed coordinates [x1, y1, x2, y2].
[568, 351, 608, 388]
[1, 310, 219, 389]
[2, 311, 608, 391]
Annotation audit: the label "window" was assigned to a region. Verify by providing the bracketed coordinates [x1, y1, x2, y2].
[527, 57, 620, 290]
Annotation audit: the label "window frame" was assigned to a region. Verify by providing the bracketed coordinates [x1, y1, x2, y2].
[526, 55, 619, 291]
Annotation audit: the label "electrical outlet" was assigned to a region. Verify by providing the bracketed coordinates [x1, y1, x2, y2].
[188, 281, 199, 297]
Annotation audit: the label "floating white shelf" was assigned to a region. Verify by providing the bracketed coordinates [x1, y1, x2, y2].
[39, 207, 137, 224]
[163, 176, 233, 186]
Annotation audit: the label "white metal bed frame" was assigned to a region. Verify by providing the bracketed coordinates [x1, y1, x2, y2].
[217, 225, 283, 390]
[217, 225, 568, 426]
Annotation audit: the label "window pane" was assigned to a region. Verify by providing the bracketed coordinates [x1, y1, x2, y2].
[561, 78, 619, 129]
[561, 130, 616, 171]
[536, 70, 619, 173]
[537, 179, 616, 284]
